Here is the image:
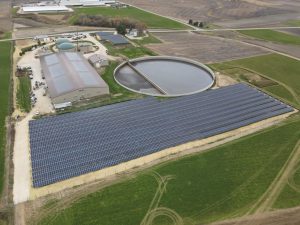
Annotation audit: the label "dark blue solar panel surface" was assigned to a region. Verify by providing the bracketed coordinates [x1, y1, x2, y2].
[29, 83, 293, 187]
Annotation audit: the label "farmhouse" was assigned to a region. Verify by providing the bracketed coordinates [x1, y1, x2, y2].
[40, 52, 109, 104]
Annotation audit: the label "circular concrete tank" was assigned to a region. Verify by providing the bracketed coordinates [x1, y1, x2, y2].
[114, 56, 215, 97]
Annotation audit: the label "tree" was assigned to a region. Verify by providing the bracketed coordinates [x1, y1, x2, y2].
[116, 23, 127, 35]
[188, 19, 193, 25]
[193, 21, 199, 27]
[199, 22, 204, 28]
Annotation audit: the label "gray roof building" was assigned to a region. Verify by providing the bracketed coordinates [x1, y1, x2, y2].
[96, 32, 129, 45]
[40, 52, 109, 104]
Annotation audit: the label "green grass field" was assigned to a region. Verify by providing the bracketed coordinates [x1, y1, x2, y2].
[0, 41, 11, 195]
[37, 117, 300, 225]
[16, 76, 31, 112]
[210, 54, 300, 108]
[104, 42, 157, 59]
[132, 34, 162, 45]
[239, 29, 300, 45]
[285, 20, 300, 27]
[70, 6, 189, 29]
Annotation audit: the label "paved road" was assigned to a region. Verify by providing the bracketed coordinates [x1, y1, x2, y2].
[1, 26, 299, 42]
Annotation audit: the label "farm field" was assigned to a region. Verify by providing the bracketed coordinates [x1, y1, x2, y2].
[0, 40, 11, 195]
[122, 0, 296, 24]
[147, 32, 267, 63]
[211, 54, 300, 108]
[34, 117, 300, 225]
[239, 29, 300, 45]
[70, 6, 189, 30]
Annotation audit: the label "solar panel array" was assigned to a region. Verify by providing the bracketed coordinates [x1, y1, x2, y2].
[29, 84, 293, 187]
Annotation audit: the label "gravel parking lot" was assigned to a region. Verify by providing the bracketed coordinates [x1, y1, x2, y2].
[13, 48, 54, 204]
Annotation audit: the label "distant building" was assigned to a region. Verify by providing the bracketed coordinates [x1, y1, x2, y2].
[57, 0, 116, 6]
[88, 54, 109, 68]
[40, 52, 109, 104]
[20, 5, 73, 14]
[34, 35, 52, 43]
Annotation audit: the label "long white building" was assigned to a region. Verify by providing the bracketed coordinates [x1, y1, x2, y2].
[58, 0, 116, 6]
[20, 5, 73, 14]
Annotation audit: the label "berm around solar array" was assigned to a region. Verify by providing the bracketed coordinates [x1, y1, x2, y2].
[29, 83, 293, 187]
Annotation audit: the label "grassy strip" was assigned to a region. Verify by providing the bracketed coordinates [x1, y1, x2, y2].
[210, 54, 300, 108]
[101, 61, 132, 95]
[285, 20, 300, 27]
[132, 34, 162, 45]
[239, 29, 300, 45]
[38, 117, 300, 225]
[104, 42, 157, 59]
[70, 6, 189, 30]
[16, 76, 31, 112]
[0, 40, 11, 195]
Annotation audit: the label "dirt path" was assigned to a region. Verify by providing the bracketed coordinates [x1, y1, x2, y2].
[253, 140, 300, 214]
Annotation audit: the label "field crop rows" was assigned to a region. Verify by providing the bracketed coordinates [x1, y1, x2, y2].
[147, 32, 267, 63]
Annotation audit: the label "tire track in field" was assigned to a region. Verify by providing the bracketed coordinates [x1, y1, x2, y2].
[140, 172, 183, 225]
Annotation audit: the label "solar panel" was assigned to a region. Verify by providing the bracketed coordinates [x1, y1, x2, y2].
[29, 83, 293, 187]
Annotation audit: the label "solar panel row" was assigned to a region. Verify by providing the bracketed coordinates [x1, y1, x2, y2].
[29, 83, 293, 187]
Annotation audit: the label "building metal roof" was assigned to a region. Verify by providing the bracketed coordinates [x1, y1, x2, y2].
[96, 32, 129, 45]
[40, 52, 108, 99]
[29, 83, 293, 187]
[88, 54, 107, 64]
[96, 31, 115, 37]
[22, 5, 72, 12]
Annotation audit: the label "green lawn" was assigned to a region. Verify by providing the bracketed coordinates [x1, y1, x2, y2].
[37, 117, 300, 225]
[101, 61, 132, 95]
[104, 42, 157, 59]
[210, 54, 300, 108]
[71, 6, 189, 29]
[285, 20, 300, 27]
[0, 40, 11, 195]
[16, 76, 31, 112]
[132, 34, 162, 45]
[239, 29, 300, 45]
[264, 85, 298, 107]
